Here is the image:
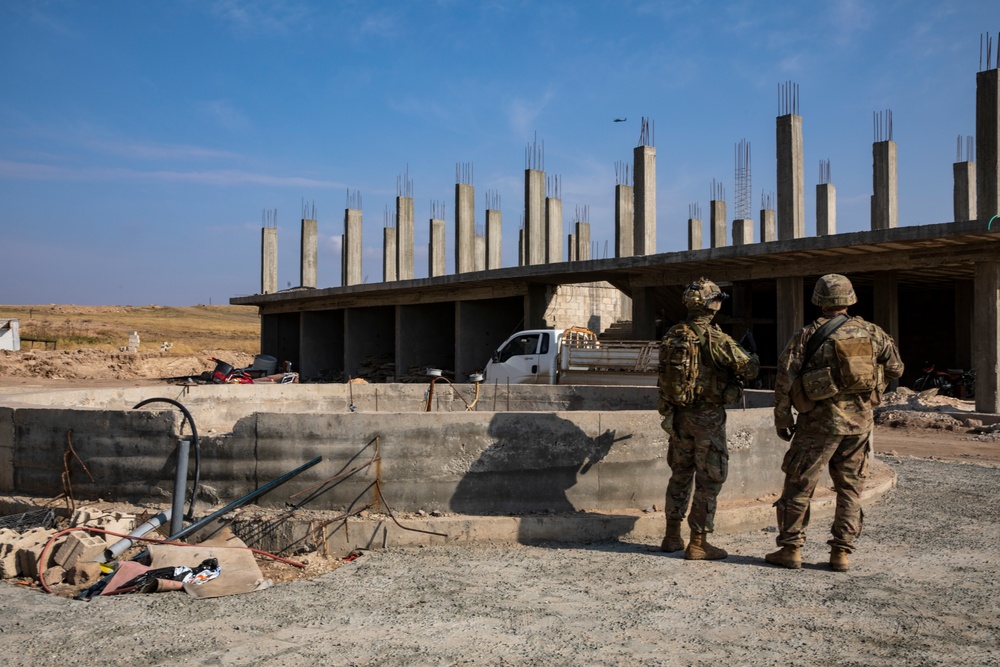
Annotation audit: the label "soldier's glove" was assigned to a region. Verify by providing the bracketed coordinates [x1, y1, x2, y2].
[776, 426, 795, 442]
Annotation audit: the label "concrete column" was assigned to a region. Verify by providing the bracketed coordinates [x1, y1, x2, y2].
[525, 284, 551, 329]
[575, 222, 591, 261]
[816, 183, 837, 235]
[955, 279, 973, 370]
[344, 209, 362, 286]
[872, 141, 898, 230]
[776, 114, 805, 240]
[474, 235, 486, 272]
[631, 286, 657, 340]
[615, 183, 634, 258]
[396, 196, 414, 280]
[546, 197, 562, 263]
[633, 145, 656, 254]
[973, 261, 1000, 413]
[873, 272, 899, 344]
[710, 200, 727, 248]
[455, 183, 475, 273]
[953, 161, 976, 222]
[383, 227, 397, 282]
[486, 209, 502, 270]
[731, 283, 752, 342]
[760, 208, 776, 242]
[688, 218, 702, 250]
[518, 228, 525, 266]
[732, 219, 753, 246]
[429, 218, 446, 278]
[776, 277, 804, 357]
[977, 68, 999, 222]
[261, 227, 277, 294]
[525, 169, 546, 265]
[567, 233, 576, 262]
[300, 218, 317, 288]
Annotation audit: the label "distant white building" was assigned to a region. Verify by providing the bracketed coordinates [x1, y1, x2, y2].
[0, 319, 20, 351]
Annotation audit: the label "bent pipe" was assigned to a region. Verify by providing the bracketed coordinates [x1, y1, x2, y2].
[131, 397, 201, 521]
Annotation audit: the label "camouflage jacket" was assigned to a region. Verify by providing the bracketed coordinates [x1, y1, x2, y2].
[774, 314, 904, 435]
[658, 314, 760, 410]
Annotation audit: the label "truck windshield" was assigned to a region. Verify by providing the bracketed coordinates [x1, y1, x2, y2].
[497, 334, 540, 362]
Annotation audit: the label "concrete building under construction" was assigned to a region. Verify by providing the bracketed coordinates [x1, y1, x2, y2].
[236, 59, 1000, 415]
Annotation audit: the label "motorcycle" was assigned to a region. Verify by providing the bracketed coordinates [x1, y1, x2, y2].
[209, 358, 254, 384]
[912, 363, 975, 399]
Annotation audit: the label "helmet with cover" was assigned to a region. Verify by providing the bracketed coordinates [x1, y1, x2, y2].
[811, 274, 857, 308]
[681, 277, 728, 312]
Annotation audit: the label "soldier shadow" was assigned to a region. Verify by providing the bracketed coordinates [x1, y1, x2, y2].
[448, 412, 639, 544]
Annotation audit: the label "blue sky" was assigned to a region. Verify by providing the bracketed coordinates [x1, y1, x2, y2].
[0, 1, 994, 306]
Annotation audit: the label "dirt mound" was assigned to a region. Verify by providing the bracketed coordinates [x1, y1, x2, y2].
[0, 349, 254, 382]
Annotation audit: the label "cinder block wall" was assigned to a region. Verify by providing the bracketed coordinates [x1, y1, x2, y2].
[542, 281, 629, 334]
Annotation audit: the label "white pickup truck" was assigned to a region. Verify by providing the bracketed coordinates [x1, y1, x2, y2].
[483, 327, 660, 385]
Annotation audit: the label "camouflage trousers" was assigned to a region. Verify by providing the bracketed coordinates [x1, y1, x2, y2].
[774, 430, 871, 552]
[661, 403, 729, 534]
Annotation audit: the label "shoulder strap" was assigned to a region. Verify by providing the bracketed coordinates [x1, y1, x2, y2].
[803, 314, 849, 367]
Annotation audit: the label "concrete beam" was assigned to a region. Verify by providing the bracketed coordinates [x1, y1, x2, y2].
[525, 169, 545, 265]
[300, 218, 318, 288]
[776, 276, 804, 358]
[429, 218, 446, 278]
[732, 219, 753, 246]
[710, 200, 727, 248]
[872, 141, 898, 230]
[633, 145, 656, 255]
[954, 161, 976, 223]
[546, 197, 562, 264]
[816, 183, 837, 236]
[760, 208, 776, 243]
[455, 183, 475, 274]
[261, 227, 277, 294]
[383, 227, 397, 282]
[486, 209, 502, 270]
[343, 209, 363, 286]
[973, 261, 999, 413]
[396, 196, 414, 280]
[977, 69, 999, 223]
[615, 184, 634, 258]
[776, 114, 805, 240]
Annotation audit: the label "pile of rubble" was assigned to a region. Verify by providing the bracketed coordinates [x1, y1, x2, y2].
[875, 387, 994, 433]
[0, 508, 135, 587]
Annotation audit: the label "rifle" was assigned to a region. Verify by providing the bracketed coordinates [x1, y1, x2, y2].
[737, 330, 762, 390]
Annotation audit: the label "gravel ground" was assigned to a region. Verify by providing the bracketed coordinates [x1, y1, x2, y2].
[2, 456, 999, 666]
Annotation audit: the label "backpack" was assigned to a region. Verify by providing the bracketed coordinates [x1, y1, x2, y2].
[831, 332, 879, 394]
[658, 322, 703, 407]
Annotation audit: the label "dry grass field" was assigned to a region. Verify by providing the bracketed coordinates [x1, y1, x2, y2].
[1, 304, 259, 355]
[0, 304, 260, 384]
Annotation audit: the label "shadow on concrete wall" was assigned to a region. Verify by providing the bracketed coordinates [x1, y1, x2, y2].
[449, 412, 639, 543]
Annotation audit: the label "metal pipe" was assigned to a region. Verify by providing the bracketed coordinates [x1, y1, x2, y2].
[76, 456, 322, 600]
[103, 509, 171, 562]
[171, 439, 190, 536]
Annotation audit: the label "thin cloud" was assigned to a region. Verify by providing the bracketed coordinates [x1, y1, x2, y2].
[0, 159, 346, 188]
[507, 88, 556, 139]
[81, 137, 243, 161]
[208, 0, 314, 36]
[198, 99, 252, 132]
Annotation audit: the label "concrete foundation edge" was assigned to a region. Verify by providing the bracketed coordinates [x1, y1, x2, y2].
[319, 460, 896, 557]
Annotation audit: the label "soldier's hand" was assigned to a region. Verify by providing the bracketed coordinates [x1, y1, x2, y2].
[776, 426, 795, 442]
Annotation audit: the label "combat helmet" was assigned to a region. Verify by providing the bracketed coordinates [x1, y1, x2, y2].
[682, 277, 728, 312]
[811, 274, 857, 308]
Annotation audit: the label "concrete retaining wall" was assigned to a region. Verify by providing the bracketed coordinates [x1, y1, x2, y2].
[0, 384, 793, 515]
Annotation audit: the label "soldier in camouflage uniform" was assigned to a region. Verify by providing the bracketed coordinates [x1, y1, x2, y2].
[767, 274, 903, 571]
[658, 278, 760, 560]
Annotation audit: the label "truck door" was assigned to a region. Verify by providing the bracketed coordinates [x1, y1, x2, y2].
[488, 332, 544, 384]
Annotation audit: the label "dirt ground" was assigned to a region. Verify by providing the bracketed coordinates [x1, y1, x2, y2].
[0, 456, 997, 666]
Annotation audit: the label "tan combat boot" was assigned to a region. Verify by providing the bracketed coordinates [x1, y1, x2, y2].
[830, 547, 850, 572]
[765, 546, 802, 569]
[660, 519, 685, 553]
[684, 532, 728, 560]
